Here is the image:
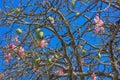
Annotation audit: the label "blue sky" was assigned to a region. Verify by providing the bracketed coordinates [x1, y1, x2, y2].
[0, 0, 120, 80]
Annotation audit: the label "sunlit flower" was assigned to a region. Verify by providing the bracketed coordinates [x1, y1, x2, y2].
[4, 53, 12, 64]
[94, 15, 104, 33]
[91, 73, 96, 80]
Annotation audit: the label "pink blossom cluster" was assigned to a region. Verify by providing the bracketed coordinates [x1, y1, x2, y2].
[4, 36, 25, 63]
[9, 43, 16, 49]
[37, 39, 49, 50]
[17, 47, 25, 60]
[94, 15, 104, 33]
[4, 53, 12, 65]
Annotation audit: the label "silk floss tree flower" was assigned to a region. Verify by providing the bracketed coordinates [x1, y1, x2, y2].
[94, 15, 104, 33]
[38, 39, 49, 49]
[17, 47, 25, 60]
[4, 53, 12, 65]
[9, 43, 16, 49]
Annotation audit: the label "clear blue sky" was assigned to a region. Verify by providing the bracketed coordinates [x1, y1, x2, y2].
[0, 0, 119, 80]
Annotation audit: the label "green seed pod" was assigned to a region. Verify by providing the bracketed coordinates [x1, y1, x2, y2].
[47, 58, 52, 64]
[54, 54, 59, 59]
[71, 2, 75, 8]
[76, 12, 80, 17]
[98, 53, 102, 58]
[36, 28, 44, 40]
[16, 28, 22, 34]
[36, 28, 41, 33]
[36, 31, 44, 40]
[33, 56, 41, 68]
[71, 0, 76, 8]
[82, 49, 86, 56]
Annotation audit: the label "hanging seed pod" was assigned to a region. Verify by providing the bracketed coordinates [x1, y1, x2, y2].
[82, 49, 86, 56]
[98, 53, 102, 59]
[54, 54, 59, 59]
[47, 58, 52, 64]
[76, 12, 80, 17]
[37, 31, 44, 40]
[36, 28, 44, 40]
[16, 28, 22, 34]
[36, 28, 41, 33]
[71, 0, 76, 8]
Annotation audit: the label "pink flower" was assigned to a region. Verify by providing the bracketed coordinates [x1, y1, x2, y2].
[18, 47, 25, 58]
[4, 53, 12, 64]
[94, 15, 104, 26]
[38, 40, 48, 49]
[56, 68, 64, 75]
[91, 73, 96, 80]
[94, 15, 104, 33]
[18, 47, 25, 53]
[9, 43, 16, 49]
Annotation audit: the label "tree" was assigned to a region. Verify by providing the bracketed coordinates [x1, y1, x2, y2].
[0, 0, 120, 80]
